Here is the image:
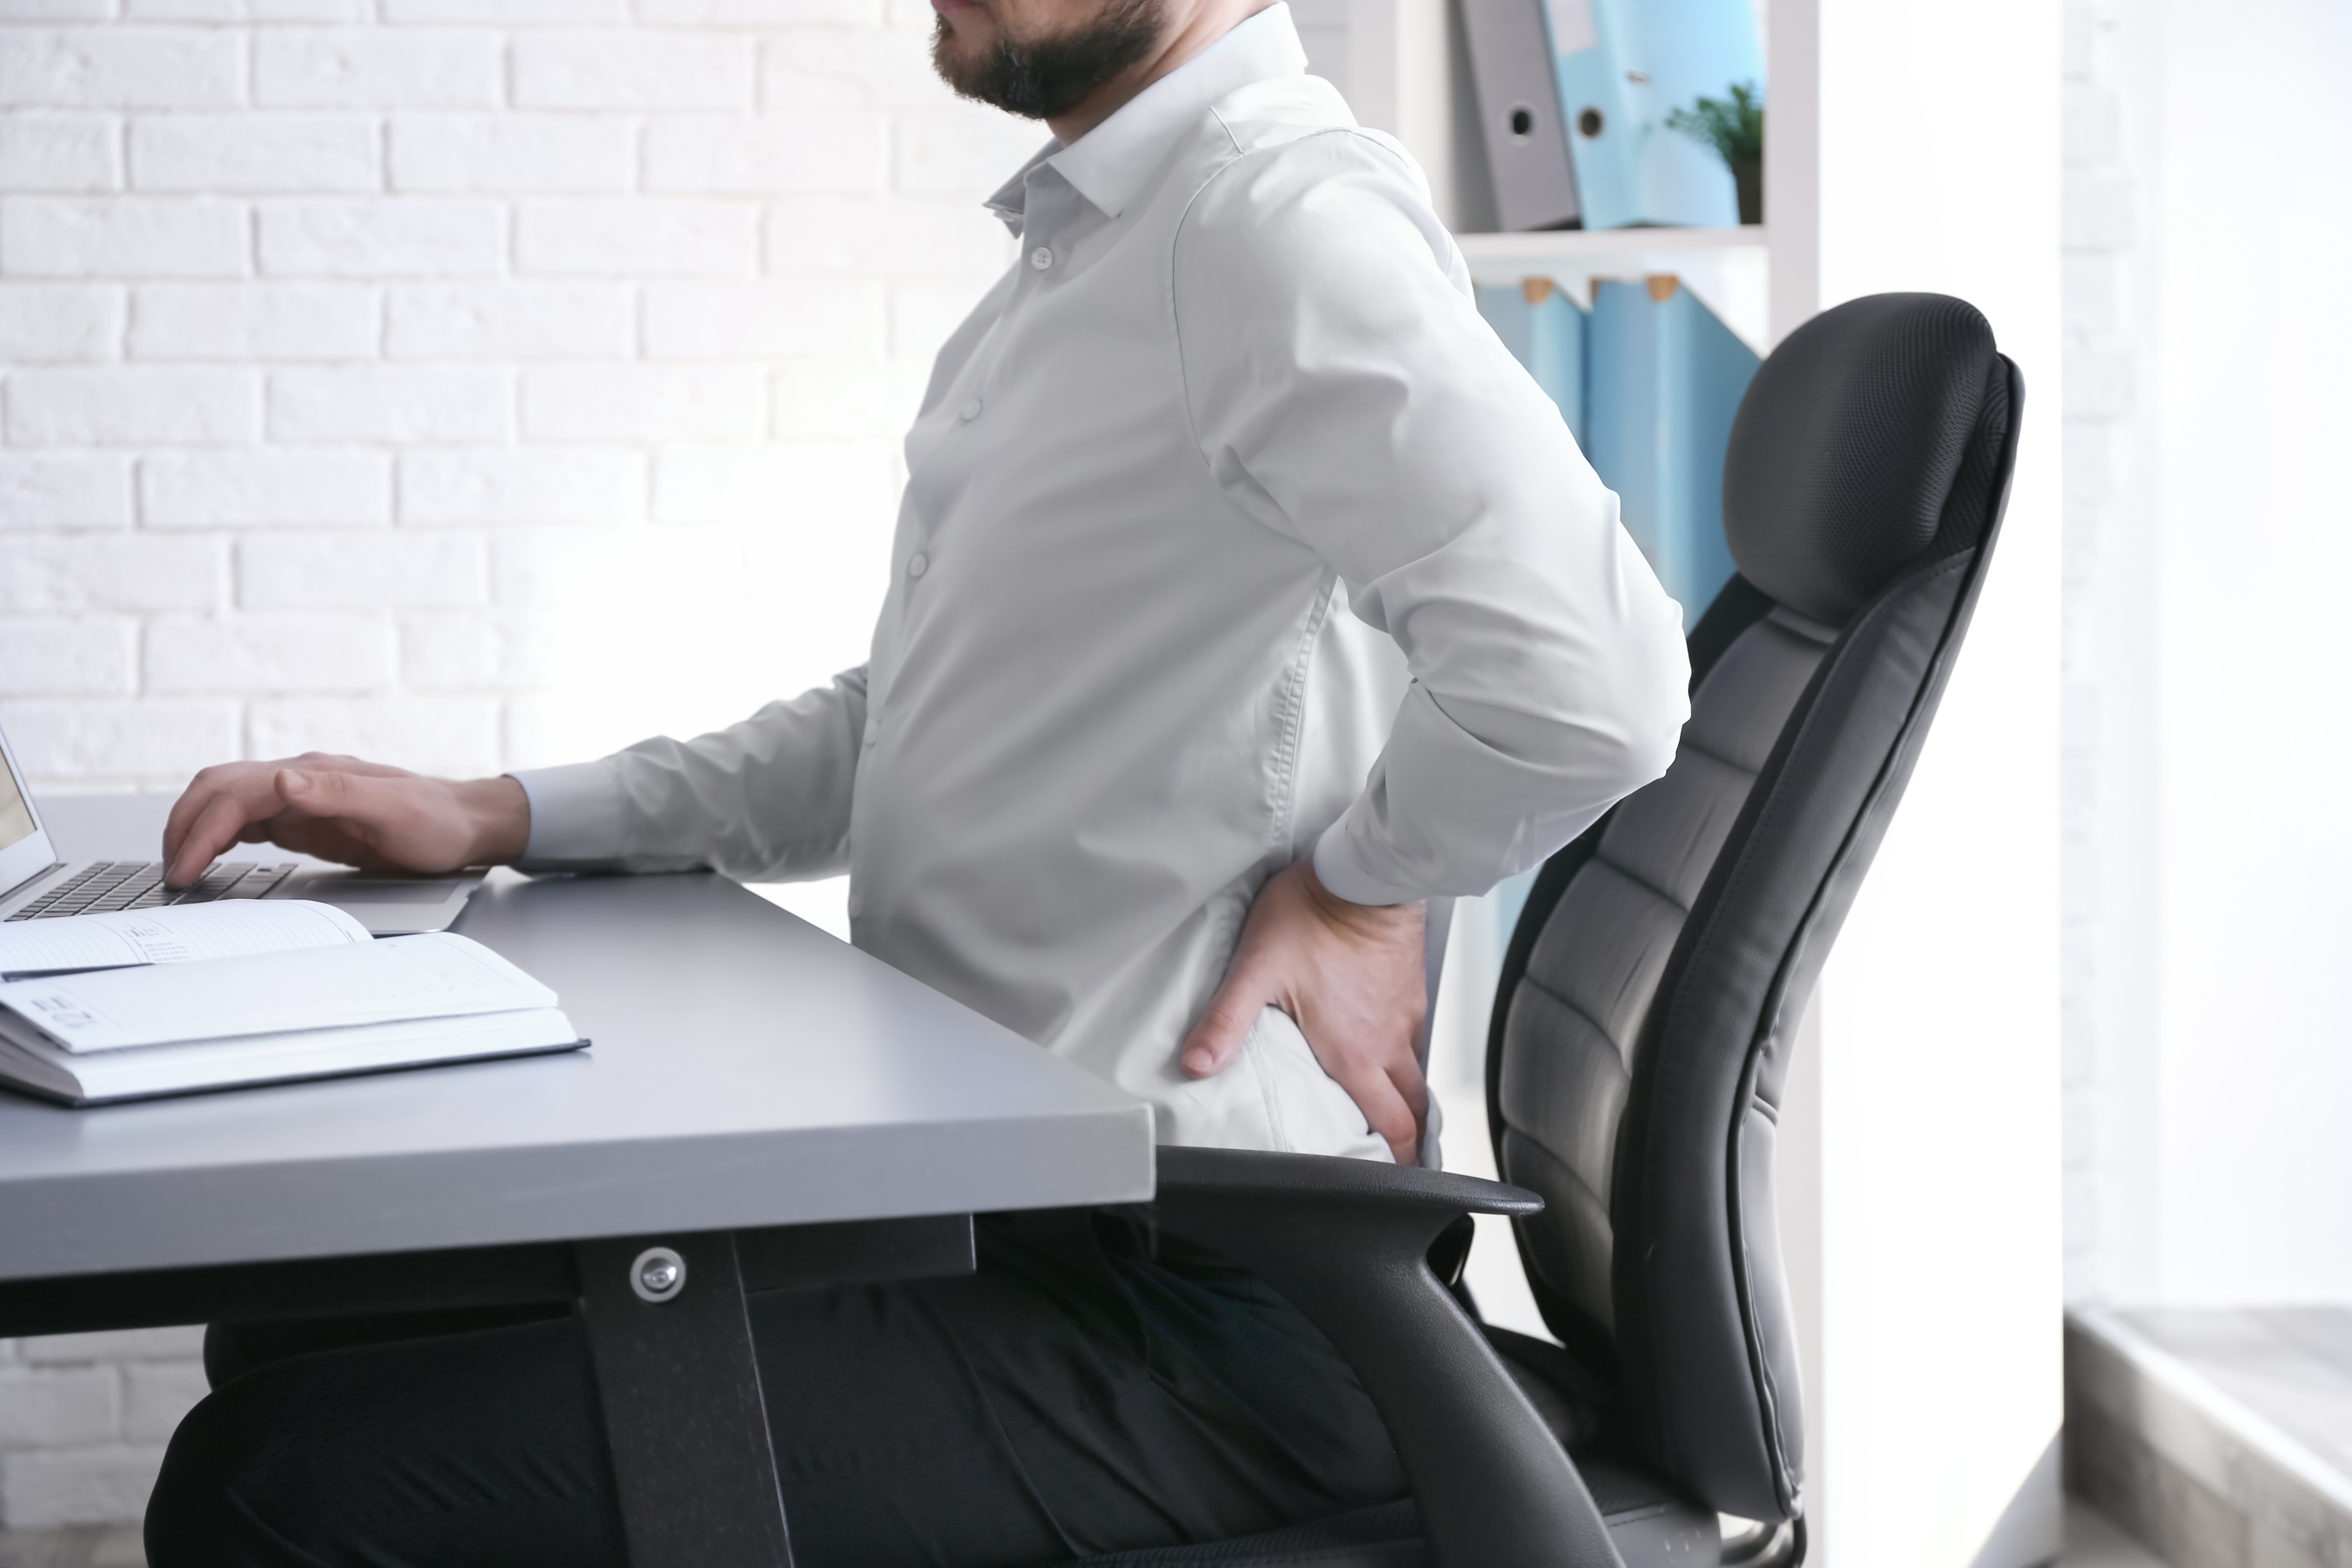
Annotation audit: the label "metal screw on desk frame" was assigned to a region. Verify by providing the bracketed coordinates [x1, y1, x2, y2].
[631, 1246, 686, 1304]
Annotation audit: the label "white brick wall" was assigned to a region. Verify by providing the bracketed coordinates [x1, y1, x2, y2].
[0, 1, 1356, 1530]
[2055, 0, 2143, 1307]
[0, 3, 1046, 798]
[0, 1328, 204, 1530]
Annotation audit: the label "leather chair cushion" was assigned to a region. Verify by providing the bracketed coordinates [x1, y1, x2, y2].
[1496, 604, 1836, 1339]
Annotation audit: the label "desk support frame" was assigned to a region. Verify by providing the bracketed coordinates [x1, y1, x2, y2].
[580, 1232, 794, 1568]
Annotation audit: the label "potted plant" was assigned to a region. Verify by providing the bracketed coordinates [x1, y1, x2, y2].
[1666, 82, 1763, 225]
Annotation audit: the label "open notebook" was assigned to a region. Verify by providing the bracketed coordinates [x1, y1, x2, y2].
[0, 902, 584, 1106]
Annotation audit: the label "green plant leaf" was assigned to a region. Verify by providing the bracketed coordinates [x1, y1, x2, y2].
[1665, 80, 1763, 168]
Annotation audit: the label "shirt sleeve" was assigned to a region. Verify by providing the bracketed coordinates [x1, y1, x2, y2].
[1172, 126, 1690, 905]
[510, 665, 869, 882]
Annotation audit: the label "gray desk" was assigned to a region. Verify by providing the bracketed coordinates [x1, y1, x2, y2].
[0, 793, 1156, 1565]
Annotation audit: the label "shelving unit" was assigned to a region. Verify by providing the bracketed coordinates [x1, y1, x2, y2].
[1343, 0, 1782, 349]
[1454, 225, 1769, 352]
[1450, 224, 1762, 262]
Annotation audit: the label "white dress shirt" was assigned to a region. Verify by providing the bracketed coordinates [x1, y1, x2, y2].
[513, 5, 1689, 1162]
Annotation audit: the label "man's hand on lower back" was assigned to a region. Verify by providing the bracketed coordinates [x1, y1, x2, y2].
[161, 754, 531, 889]
[1178, 860, 1429, 1165]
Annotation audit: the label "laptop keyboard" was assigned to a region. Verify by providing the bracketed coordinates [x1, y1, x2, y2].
[5, 861, 300, 921]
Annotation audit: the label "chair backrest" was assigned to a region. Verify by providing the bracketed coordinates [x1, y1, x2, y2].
[1485, 293, 2023, 1524]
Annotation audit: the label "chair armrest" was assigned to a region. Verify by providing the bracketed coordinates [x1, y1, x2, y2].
[1149, 1146, 1626, 1568]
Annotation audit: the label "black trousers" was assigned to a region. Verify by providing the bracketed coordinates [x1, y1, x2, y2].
[144, 1211, 1406, 1567]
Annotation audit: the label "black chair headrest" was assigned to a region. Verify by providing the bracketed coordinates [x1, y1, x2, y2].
[1722, 293, 2002, 625]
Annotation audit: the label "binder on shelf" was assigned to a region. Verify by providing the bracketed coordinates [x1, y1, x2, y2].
[1475, 275, 1758, 629]
[1584, 276, 1757, 625]
[1462, 0, 1582, 231]
[1548, 0, 1764, 231]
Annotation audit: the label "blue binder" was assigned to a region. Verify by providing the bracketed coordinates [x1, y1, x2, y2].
[1583, 278, 1757, 626]
[1545, 0, 1764, 230]
[1476, 277, 1758, 629]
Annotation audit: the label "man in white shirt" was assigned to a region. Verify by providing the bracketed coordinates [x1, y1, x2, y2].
[143, 0, 1687, 1559]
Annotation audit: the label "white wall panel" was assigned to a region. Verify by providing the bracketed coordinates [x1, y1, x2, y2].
[2139, 0, 2352, 1306]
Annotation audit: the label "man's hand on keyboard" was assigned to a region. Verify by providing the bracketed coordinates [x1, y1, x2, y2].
[1177, 861, 1429, 1166]
[162, 754, 531, 889]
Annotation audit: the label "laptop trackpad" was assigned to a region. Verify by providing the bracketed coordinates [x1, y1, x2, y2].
[268, 872, 477, 934]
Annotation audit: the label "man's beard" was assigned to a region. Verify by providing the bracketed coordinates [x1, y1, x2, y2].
[931, 0, 1167, 122]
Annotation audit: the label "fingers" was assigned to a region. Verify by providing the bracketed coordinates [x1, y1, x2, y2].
[162, 756, 365, 880]
[1387, 1052, 1429, 1166]
[1390, 1048, 1430, 1130]
[161, 754, 455, 887]
[163, 767, 401, 886]
[1182, 858, 1431, 1164]
[1301, 995, 1427, 1164]
[164, 782, 282, 888]
[1328, 1055, 1424, 1166]
[1179, 964, 1271, 1079]
[162, 764, 250, 870]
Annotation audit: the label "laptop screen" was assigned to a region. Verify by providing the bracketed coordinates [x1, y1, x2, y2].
[0, 745, 36, 854]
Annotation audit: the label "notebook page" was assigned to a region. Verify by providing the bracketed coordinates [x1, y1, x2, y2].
[0, 932, 556, 1053]
[0, 901, 372, 980]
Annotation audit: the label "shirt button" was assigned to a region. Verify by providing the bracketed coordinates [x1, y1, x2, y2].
[907, 551, 929, 579]
[960, 397, 983, 421]
[1030, 246, 1054, 271]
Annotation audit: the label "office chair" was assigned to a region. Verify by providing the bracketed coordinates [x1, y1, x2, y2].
[1066, 293, 2024, 1568]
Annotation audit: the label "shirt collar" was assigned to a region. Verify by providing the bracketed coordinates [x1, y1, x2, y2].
[984, 4, 1308, 228]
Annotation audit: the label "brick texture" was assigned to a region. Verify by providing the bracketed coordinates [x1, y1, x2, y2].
[2056, 0, 2148, 1306]
[0, 0, 1352, 1532]
[0, 1329, 199, 1529]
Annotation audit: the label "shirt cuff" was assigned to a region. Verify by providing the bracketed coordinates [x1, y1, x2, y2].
[1310, 818, 1419, 907]
[509, 761, 625, 871]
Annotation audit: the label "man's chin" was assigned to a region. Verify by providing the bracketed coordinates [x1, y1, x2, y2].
[931, 0, 1162, 121]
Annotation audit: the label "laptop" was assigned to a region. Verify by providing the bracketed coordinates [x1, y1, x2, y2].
[0, 724, 483, 936]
